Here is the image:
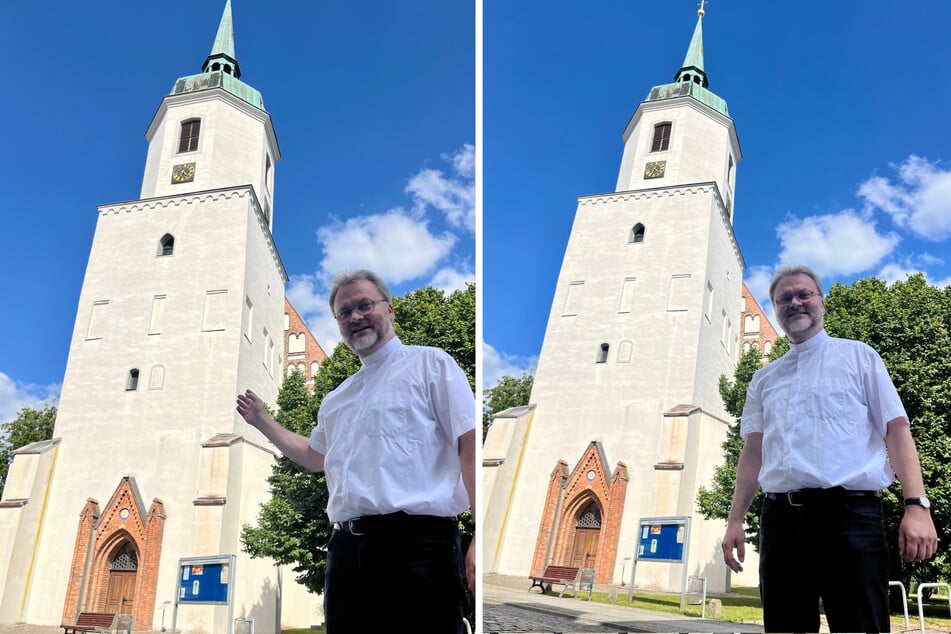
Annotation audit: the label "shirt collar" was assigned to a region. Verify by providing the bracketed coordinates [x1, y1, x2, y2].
[360, 335, 402, 367]
[789, 329, 828, 354]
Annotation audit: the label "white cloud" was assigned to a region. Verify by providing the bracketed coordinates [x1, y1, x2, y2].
[0, 372, 59, 424]
[428, 267, 474, 294]
[875, 258, 951, 288]
[447, 143, 475, 179]
[859, 156, 951, 241]
[406, 144, 475, 233]
[776, 210, 899, 277]
[316, 210, 456, 284]
[483, 343, 537, 389]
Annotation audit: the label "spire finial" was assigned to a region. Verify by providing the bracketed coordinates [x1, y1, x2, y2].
[698, 0, 708, 17]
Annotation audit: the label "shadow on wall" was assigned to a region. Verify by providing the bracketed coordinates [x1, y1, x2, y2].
[236, 574, 279, 634]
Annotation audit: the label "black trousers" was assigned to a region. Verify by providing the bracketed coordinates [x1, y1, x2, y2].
[324, 512, 466, 634]
[759, 491, 889, 633]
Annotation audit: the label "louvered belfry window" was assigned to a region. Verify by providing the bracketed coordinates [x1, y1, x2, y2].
[179, 119, 201, 153]
[651, 123, 671, 152]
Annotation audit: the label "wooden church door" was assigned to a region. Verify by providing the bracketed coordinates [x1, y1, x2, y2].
[104, 542, 137, 614]
[568, 502, 601, 568]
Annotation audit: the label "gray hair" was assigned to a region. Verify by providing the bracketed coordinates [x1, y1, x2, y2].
[328, 269, 393, 310]
[769, 264, 825, 303]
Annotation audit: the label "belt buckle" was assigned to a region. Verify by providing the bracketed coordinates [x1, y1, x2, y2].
[347, 519, 365, 536]
[786, 490, 804, 507]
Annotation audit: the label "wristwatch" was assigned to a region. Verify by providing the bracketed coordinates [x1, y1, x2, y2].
[904, 496, 931, 509]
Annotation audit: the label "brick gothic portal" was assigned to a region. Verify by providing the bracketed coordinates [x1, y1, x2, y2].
[62, 478, 166, 629]
[531, 442, 628, 584]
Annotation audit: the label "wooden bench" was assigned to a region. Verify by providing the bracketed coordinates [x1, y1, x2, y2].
[528, 565, 580, 594]
[62, 612, 116, 634]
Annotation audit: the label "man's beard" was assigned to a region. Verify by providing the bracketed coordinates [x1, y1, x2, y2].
[347, 327, 379, 352]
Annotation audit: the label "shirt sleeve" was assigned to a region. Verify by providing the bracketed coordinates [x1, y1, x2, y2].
[740, 372, 764, 438]
[862, 347, 907, 435]
[428, 349, 476, 443]
[309, 409, 327, 454]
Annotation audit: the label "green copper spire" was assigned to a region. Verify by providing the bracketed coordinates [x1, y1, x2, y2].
[674, 10, 707, 88]
[202, 0, 241, 79]
[642, 3, 727, 117]
[170, 0, 265, 110]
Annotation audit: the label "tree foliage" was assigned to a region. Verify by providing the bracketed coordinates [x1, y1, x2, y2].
[241, 284, 476, 594]
[696, 347, 771, 545]
[697, 274, 951, 585]
[0, 405, 57, 498]
[482, 372, 534, 438]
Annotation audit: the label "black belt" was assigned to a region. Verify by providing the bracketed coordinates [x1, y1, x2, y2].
[333, 511, 456, 536]
[765, 487, 881, 507]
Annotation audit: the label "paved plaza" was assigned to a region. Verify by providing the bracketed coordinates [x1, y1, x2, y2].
[482, 574, 762, 634]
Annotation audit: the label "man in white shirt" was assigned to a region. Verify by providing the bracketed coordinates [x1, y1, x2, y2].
[721, 264, 937, 632]
[237, 269, 476, 633]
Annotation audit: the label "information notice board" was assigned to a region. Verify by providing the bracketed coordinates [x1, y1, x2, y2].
[628, 516, 692, 607]
[171, 555, 236, 634]
[636, 516, 688, 563]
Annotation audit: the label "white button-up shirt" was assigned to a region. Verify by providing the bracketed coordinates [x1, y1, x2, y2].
[309, 337, 475, 522]
[741, 330, 907, 492]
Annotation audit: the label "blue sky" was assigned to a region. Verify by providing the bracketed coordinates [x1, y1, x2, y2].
[0, 1, 474, 422]
[484, 1, 951, 384]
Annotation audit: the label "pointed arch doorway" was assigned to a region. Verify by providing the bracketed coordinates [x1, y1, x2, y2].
[104, 541, 138, 614]
[567, 501, 601, 569]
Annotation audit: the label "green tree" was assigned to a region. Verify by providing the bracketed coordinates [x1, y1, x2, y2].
[241, 284, 476, 594]
[0, 405, 57, 497]
[483, 372, 534, 438]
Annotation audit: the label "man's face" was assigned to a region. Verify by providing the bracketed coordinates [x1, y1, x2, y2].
[333, 279, 395, 357]
[772, 273, 825, 343]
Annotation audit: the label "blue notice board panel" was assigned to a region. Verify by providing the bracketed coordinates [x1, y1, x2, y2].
[178, 556, 233, 604]
[636, 518, 687, 563]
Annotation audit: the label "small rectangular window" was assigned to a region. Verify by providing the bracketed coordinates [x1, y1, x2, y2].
[618, 278, 637, 314]
[667, 274, 691, 312]
[562, 281, 585, 316]
[202, 290, 228, 332]
[178, 119, 201, 153]
[245, 297, 253, 342]
[149, 295, 166, 335]
[651, 123, 672, 152]
[86, 300, 110, 340]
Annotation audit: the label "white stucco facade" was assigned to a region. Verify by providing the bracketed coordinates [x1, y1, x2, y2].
[484, 14, 761, 593]
[0, 8, 323, 631]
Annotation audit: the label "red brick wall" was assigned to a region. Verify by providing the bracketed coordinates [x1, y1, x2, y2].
[532, 443, 629, 584]
[61, 479, 165, 630]
[284, 298, 327, 389]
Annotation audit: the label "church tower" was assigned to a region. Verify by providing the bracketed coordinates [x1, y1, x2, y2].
[0, 3, 316, 631]
[483, 7, 754, 592]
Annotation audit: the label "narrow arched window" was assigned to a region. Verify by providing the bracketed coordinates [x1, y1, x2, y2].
[596, 343, 609, 363]
[178, 119, 201, 153]
[126, 369, 139, 391]
[651, 122, 671, 152]
[159, 234, 174, 256]
[630, 224, 645, 244]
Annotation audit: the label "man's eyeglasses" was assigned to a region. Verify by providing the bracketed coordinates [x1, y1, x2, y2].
[335, 298, 388, 321]
[774, 291, 821, 307]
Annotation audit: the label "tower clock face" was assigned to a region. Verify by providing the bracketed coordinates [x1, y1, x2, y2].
[171, 162, 196, 184]
[644, 160, 666, 179]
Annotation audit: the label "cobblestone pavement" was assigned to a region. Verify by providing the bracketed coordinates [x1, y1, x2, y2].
[482, 574, 763, 634]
